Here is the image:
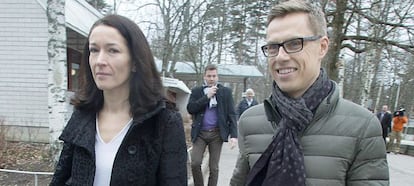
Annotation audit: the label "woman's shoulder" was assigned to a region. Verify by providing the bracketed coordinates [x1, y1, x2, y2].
[155, 99, 182, 123]
[164, 99, 179, 111]
[150, 102, 184, 135]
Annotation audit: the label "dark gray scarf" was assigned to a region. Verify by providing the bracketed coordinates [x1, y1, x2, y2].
[246, 68, 333, 186]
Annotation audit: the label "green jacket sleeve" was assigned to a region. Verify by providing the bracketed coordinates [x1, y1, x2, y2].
[230, 120, 250, 186]
[346, 115, 389, 185]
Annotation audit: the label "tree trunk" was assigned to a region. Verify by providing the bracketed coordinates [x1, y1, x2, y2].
[360, 46, 379, 108]
[47, 0, 68, 163]
[336, 58, 344, 98]
[323, 0, 347, 81]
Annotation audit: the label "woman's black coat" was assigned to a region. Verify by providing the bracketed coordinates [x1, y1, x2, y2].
[50, 101, 187, 186]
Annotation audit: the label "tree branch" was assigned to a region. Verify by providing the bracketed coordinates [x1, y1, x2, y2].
[343, 35, 414, 54]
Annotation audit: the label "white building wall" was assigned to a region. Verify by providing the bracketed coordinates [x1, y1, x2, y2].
[0, 0, 49, 141]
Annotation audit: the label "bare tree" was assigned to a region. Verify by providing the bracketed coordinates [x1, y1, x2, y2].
[148, 0, 211, 77]
[321, 0, 414, 82]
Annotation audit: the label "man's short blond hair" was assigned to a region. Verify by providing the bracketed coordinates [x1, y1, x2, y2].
[267, 0, 327, 36]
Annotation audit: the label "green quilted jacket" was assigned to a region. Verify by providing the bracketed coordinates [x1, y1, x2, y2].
[230, 84, 389, 186]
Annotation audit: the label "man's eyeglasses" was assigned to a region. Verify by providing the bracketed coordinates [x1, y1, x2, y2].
[261, 36, 322, 57]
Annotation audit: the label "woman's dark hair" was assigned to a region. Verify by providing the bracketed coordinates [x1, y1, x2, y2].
[71, 14, 164, 117]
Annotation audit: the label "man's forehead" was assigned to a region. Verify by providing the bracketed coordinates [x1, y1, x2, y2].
[205, 70, 218, 75]
[266, 13, 312, 42]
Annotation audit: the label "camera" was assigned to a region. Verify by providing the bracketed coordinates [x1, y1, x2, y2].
[393, 108, 405, 117]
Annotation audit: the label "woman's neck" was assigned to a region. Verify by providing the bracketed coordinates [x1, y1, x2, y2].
[101, 90, 131, 115]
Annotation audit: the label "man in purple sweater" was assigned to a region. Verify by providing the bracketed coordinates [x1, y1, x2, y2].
[187, 64, 238, 186]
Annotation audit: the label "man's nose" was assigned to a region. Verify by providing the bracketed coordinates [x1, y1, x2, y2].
[276, 46, 290, 58]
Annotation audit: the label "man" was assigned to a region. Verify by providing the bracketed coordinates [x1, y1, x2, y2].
[230, 1, 389, 186]
[187, 64, 238, 186]
[387, 108, 408, 154]
[237, 88, 259, 118]
[376, 105, 393, 144]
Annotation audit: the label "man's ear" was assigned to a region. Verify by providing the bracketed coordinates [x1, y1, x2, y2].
[319, 36, 329, 59]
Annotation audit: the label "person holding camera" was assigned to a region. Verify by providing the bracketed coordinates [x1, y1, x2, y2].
[387, 108, 408, 153]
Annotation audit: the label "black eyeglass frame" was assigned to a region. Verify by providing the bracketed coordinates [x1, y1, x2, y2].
[261, 35, 322, 57]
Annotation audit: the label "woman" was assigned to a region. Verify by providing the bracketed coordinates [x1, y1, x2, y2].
[50, 15, 187, 186]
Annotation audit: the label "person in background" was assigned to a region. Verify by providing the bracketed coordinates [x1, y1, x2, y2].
[187, 64, 238, 186]
[387, 108, 408, 154]
[50, 14, 187, 186]
[237, 88, 259, 119]
[376, 105, 393, 144]
[230, 1, 389, 185]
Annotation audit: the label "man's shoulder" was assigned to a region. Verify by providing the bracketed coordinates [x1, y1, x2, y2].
[218, 84, 231, 91]
[239, 104, 266, 119]
[333, 98, 382, 129]
[338, 98, 373, 115]
[239, 103, 267, 127]
[238, 104, 274, 135]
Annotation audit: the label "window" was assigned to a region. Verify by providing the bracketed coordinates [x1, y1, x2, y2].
[67, 48, 81, 91]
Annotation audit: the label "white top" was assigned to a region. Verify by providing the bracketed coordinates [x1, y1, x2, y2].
[93, 118, 133, 186]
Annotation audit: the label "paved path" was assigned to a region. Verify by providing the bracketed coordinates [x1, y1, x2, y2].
[387, 153, 414, 186]
[217, 144, 238, 186]
[216, 145, 414, 186]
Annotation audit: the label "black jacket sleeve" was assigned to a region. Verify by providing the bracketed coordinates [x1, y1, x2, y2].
[50, 142, 74, 186]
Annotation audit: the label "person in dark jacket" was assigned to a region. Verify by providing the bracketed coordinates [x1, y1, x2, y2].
[50, 14, 187, 186]
[237, 88, 258, 118]
[231, 1, 389, 185]
[187, 64, 238, 186]
[376, 105, 393, 144]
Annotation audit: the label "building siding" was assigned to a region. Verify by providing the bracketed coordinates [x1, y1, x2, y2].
[0, 0, 104, 143]
[0, 0, 49, 141]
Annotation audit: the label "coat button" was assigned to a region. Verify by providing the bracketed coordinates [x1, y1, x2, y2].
[128, 173, 134, 182]
[128, 145, 137, 154]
